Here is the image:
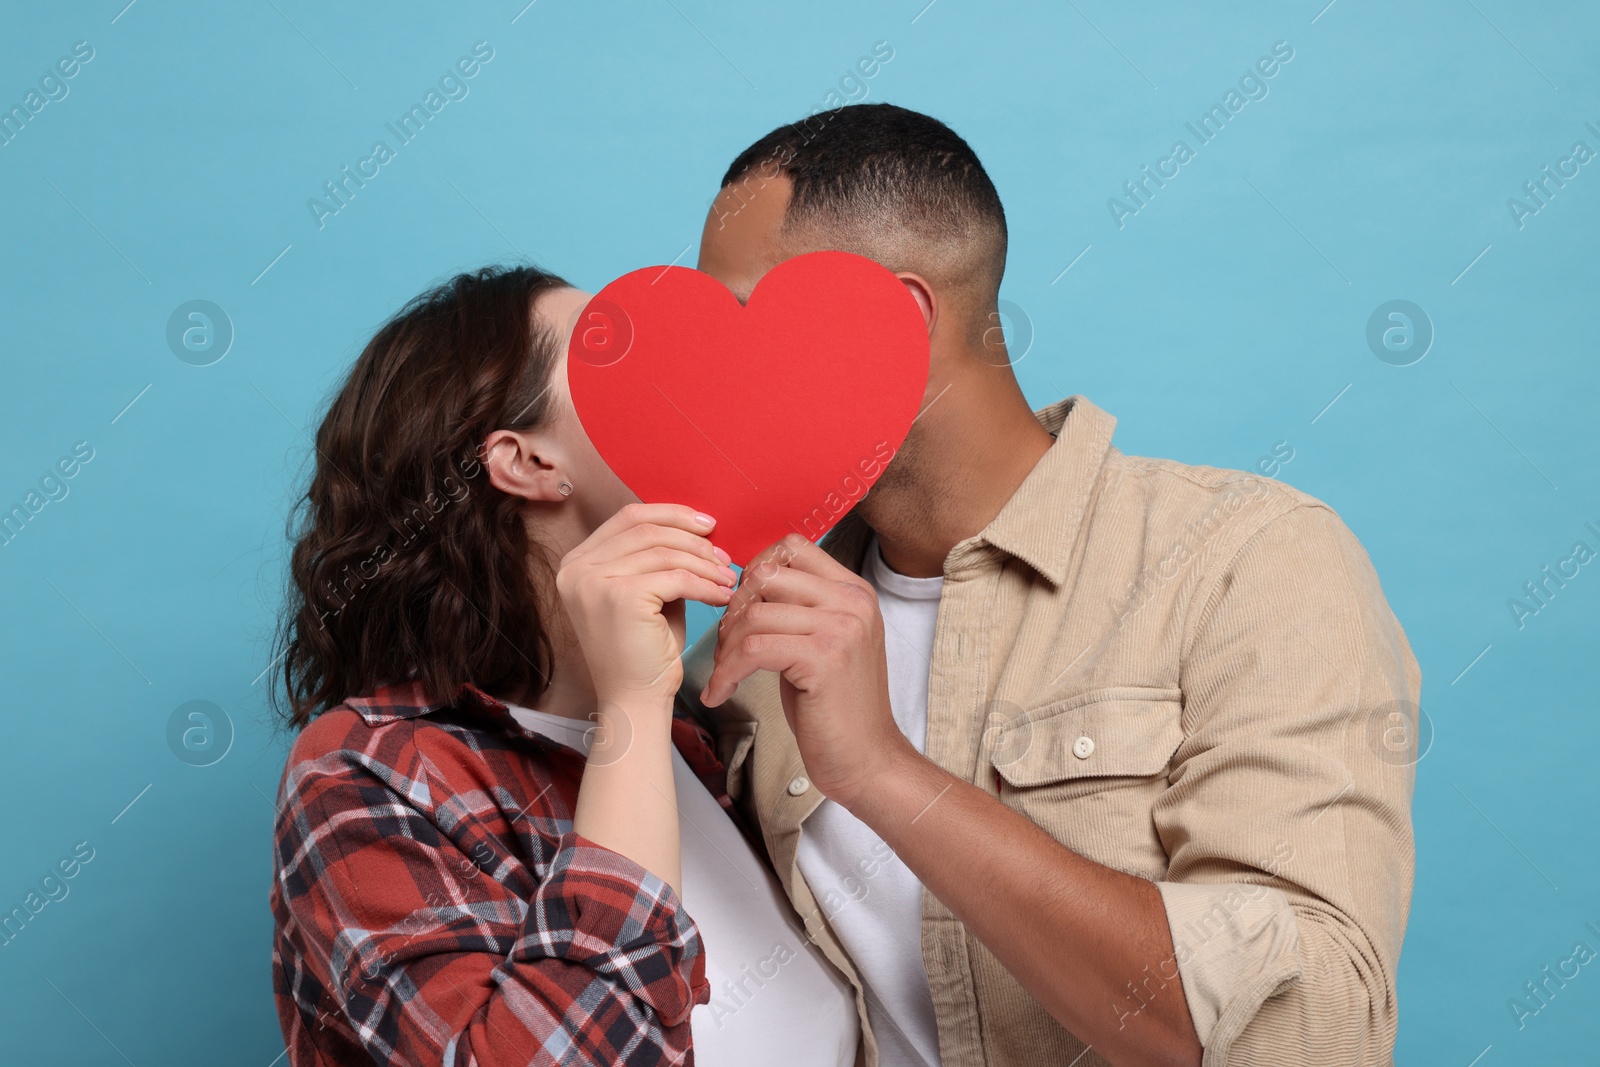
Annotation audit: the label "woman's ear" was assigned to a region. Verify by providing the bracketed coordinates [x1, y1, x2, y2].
[482, 429, 567, 503]
[896, 272, 937, 335]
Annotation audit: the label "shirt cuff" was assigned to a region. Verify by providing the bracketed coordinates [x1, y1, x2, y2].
[1157, 880, 1303, 1052]
[513, 831, 708, 1025]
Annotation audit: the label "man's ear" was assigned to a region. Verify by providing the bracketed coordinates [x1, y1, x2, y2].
[896, 273, 937, 335]
[482, 429, 566, 503]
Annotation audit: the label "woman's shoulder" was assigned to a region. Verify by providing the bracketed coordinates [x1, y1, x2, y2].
[284, 698, 430, 784]
[287, 704, 368, 763]
[280, 683, 581, 826]
[287, 680, 506, 773]
[276, 702, 435, 832]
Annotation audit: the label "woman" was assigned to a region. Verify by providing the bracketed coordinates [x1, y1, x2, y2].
[269, 265, 859, 1065]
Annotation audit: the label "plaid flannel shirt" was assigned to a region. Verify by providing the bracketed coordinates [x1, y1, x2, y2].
[270, 680, 732, 1065]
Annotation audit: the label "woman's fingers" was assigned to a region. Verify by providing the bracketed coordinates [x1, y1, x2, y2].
[557, 503, 734, 706]
[584, 521, 732, 570]
[606, 546, 736, 589]
[582, 502, 718, 556]
[628, 568, 736, 610]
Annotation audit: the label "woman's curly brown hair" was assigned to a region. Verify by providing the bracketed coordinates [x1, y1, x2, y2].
[273, 264, 573, 728]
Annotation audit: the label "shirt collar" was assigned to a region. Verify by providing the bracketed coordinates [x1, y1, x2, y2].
[823, 395, 1116, 587]
[343, 678, 517, 729]
[972, 395, 1116, 586]
[340, 677, 731, 803]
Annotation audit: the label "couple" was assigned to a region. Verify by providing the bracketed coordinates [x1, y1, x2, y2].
[269, 104, 1420, 1067]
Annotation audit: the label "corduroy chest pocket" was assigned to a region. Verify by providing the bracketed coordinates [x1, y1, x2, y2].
[989, 689, 1184, 879]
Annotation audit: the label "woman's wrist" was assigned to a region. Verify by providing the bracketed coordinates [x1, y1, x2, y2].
[585, 693, 676, 765]
[591, 687, 677, 714]
[574, 691, 683, 894]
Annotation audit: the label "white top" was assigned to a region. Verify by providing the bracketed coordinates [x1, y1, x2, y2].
[505, 702, 858, 1067]
[794, 536, 945, 1067]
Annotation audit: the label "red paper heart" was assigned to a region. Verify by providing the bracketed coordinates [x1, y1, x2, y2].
[566, 251, 929, 566]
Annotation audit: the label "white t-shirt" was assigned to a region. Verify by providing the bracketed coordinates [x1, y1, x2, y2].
[794, 535, 945, 1067]
[505, 703, 858, 1067]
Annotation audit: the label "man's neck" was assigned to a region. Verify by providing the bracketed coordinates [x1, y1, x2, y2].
[867, 390, 1056, 579]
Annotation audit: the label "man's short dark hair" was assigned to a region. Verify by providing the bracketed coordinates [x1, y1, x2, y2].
[721, 103, 1008, 312]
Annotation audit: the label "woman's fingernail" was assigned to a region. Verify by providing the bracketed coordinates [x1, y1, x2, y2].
[712, 545, 732, 565]
[694, 511, 716, 527]
[719, 565, 737, 584]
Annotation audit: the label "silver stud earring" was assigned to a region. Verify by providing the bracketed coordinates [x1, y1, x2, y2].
[558, 481, 573, 497]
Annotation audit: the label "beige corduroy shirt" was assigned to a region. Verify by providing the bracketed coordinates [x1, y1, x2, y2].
[681, 395, 1421, 1067]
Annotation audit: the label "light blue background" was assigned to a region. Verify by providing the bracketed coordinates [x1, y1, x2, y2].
[2, 1, 1596, 1063]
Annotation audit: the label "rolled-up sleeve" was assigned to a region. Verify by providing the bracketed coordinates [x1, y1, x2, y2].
[1154, 502, 1420, 1065]
[516, 831, 705, 1027]
[274, 747, 706, 1066]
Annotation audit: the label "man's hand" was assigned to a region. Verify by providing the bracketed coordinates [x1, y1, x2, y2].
[699, 533, 916, 807]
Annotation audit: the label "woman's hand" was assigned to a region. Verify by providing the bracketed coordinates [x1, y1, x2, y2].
[556, 502, 736, 706]
[556, 502, 734, 895]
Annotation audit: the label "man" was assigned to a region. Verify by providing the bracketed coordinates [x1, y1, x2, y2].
[681, 103, 1420, 1067]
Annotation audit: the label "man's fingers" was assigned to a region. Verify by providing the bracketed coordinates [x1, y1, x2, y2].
[704, 534, 882, 706]
[714, 600, 822, 667]
[738, 533, 873, 605]
[740, 534, 800, 579]
[735, 533, 819, 595]
[728, 563, 835, 617]
[718, 601, 821, 638]
[712, 601, 822, 670]
[758, 532, 856, 580]
[702, 632, 812, 707]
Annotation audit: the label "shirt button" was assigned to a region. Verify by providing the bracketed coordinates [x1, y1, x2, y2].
[788, 775, 811, 796]
[1072, 735, 1095, 760]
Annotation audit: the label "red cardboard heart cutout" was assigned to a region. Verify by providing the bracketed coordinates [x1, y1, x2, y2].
[567, 250, 929, 565]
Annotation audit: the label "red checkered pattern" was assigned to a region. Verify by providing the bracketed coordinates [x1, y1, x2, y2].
[270, 680, 731, 1065]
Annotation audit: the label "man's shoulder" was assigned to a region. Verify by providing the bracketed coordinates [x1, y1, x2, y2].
[1098, 448, 1394, 634]
[1108, 448, 1313, 504]
[1089, 447, 1385, 612]
[1102, 447, 1338, 543]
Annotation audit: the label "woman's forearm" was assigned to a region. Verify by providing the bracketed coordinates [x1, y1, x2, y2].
[571, 697, 682, 894]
